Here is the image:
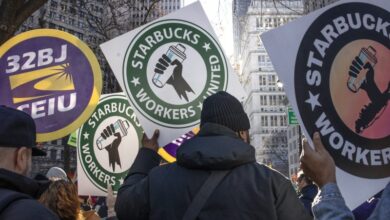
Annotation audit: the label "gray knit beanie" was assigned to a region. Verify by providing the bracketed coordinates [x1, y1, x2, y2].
[200, 91, 250, 131]
[46, 167, 68, 181]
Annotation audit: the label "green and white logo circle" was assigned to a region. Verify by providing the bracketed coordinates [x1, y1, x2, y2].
[78, 94, 143, 193]
[124, 19, 228, 128]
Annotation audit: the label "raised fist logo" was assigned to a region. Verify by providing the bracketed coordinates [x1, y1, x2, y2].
[152, 44, 194, 102]
[347, 46, 390, 134]
[96, 120, 130, 172]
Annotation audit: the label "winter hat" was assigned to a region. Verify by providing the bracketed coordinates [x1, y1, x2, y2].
[0, 106, 46, 156]
[46, 167, 68, 181]
[200, 91, 250, 131]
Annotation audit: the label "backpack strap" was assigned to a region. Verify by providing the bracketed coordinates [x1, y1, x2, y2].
[182, 170, 229, 220]
[0, 188, 29, 214]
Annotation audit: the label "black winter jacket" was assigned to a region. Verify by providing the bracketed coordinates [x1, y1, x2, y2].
[0, 168, 59, 220]
[116, 123, 312, 220]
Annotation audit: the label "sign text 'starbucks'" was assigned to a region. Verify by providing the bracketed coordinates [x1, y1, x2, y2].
[78, 94, 142, 193]
[124, 20, 228, 128]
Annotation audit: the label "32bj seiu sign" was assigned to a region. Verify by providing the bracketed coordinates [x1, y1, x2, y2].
[0, 29, 102, 142]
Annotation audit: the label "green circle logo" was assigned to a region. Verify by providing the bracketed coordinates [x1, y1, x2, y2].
[123, 20, 228, 128]
[78, 94, 143, 193]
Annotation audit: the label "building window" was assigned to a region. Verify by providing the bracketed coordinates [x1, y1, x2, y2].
[278, 95, 285, 105]
[261, 116, 268, 127]
[69, 18, 75, 25]
[50, 149, 56, 160]
[270, 95, 277, 106]
[259, 75, 266, 86]
[258, 55, 266, 64]
[60, 4, 67, 12]
[268, 75, 276, 86]
[260, 95, 267, 105]
[280, 115, 287, 126]
[59, 15, 65, 22]
[51, 1, 58, 8]
[256, 17, 262, 28]
[270, 116, 277, 126]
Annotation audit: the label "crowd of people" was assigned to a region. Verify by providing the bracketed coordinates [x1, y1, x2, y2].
[0, 91, 389, 220]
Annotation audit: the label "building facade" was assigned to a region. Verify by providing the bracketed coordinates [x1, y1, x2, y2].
[232, 0, 251, 62]
[128, 0, 184, 30]
[303, 0, 339, 13]
[234, 0, 303, 176]
[287, 125, 300, 179]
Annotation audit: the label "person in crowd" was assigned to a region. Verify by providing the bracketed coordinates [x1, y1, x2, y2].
[115, 91, 311, 220]
[297, 170, 318, 216]
[93, 185, 117, 220]
[300, 132, 390, 219]
[39, 179, 84, 220]
[0, 106, 59, 219]
[77, 195, 100, 220]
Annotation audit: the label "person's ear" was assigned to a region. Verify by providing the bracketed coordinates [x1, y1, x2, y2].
[14, 147, 31, 175]
[238, 131, 249, 143]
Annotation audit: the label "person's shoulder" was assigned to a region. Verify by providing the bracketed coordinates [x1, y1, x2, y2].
[150, 162, 178, 173]
[250, 162, 291, 184]
[2, 198, 59, 219]
[252, 162, 287, 176]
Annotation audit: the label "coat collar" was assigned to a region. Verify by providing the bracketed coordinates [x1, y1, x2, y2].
[177, 123, 255, 170]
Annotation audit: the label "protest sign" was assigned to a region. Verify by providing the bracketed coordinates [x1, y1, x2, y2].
[158, 127, 199, 163]
[77, 93, 143, 196]
[100, 2, 245, 146]
[67, 130, 78, 147]
[261, 0, 390, 209]
[0, 29, 102, 142]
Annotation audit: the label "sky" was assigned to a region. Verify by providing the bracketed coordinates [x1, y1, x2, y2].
[183, 0, 234, 58]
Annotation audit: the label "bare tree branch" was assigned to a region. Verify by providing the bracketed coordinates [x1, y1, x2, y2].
[0, 0, 48, 45]
[142, 0, 161, 24]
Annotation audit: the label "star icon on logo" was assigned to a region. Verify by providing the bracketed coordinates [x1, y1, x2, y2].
[197, 102, 203, 110]
[131, 77, 140, 87]
[119, 178, 124, 185]
[202, 42, 211, 52]
[83, 132, 90, 140]
[305, 91, 322, 111]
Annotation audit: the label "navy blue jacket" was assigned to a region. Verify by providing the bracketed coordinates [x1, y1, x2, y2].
[0, 169, 59, 220]
[299, 184, 319, 216]
[116, 123, 311, 220]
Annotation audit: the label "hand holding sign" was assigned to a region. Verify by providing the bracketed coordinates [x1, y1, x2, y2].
[300, 132, 336, 188]
[142, 129, 160, 152]
[347, 46, 377, 93]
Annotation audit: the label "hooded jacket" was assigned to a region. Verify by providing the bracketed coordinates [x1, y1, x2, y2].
[116, 123, 311, 220]
[0, 168, 59, 220]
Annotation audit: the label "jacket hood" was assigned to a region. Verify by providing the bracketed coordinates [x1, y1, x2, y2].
[0, 168, 41, 198]
[177, 123, 256, 170]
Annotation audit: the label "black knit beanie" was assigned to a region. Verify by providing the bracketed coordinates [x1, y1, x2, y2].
[200, 91, 250, 131]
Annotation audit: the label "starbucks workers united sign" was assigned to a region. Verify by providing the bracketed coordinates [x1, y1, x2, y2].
[124, 20, 227, 128]
[101, 3, 245, 145]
